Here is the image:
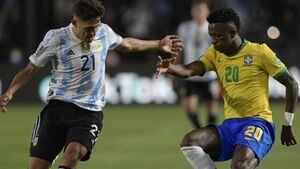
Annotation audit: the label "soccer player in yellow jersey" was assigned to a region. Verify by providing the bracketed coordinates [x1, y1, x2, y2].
[157, 8, 298, 169]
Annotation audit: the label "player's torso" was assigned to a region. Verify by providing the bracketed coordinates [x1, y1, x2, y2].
[214, 42, 272, 121]
[52, 26, 107, 90]
[48, 25, 111, 110]
[55, 34, 106, 84]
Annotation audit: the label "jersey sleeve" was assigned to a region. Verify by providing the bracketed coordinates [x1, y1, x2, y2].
[261, 44, 287, 78]
[105, 24, 123, 50]
[29, 30, 57, 67]
[199, 45, 216, 72]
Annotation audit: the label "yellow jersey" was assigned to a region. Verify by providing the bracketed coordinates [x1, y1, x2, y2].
[200, 40, 287, 122]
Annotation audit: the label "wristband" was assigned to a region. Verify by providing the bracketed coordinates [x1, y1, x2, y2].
[284, 112, 294, 126]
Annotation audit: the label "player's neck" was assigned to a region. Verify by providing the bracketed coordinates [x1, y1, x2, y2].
[194, 19, 206, 25]
[72, 26, 83, 41]
[226, 37, 243, 56]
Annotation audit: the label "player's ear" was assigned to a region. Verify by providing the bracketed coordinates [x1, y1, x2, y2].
[71, 18, 77, 27]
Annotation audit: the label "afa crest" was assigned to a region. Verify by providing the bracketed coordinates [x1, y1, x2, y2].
[244, 54, 253, 65]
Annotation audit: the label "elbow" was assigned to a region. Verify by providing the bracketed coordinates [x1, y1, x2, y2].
[286, 79, 299, 93]
[119, 38, 135, 53]
[122, 45, 133, 53]
[118, 45, 132, 53]
[181, 71, 194, 79]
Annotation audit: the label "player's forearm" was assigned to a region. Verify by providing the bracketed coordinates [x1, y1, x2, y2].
[167, 64, 195, 78]
[121, 38, 160, 52]
[284, 79, 298, 113]
[6, 64, 38, 96]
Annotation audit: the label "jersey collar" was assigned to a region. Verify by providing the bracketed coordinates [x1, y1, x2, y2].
[69, 24, 82, 42]
[228, 38, 247, 57]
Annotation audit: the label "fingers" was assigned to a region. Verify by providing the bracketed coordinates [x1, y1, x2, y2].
[172, 38, 184, 45]
[156, 69, 162, 79]
[167, 56, 176, 63]
[155, 55, 172, 79]
[171, 47, 182, 54]
[1, 106, 8, 113]
[156, 56, 162, 79]
[168, 51, 178, 56]
[281, 137, 284, 145]
[157, 55, 162, 63]
[281, 126, 297, 146]
[167, 35, 178, 39]
[281, 136, 297, 146]
[0, 96, 11, 113]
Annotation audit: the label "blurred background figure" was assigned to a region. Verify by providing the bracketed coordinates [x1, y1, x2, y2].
[177, 0, 219, 128]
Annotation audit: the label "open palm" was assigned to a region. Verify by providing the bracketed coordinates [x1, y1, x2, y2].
[160, 35, 183, 55]
[156, 56, 176, 78]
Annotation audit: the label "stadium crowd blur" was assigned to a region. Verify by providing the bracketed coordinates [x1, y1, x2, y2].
[0, 0, 299, 68]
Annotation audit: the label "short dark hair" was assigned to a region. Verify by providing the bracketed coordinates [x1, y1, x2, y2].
[192, 0, 211, 9]
[73, 0, 105, 20]
[207, 8, 241, 31]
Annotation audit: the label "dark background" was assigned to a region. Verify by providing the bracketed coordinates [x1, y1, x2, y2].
[0, 0, 299, 103]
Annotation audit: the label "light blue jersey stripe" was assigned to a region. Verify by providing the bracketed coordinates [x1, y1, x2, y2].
[88, 31, 107, 109]
[56, 33, 73, 96]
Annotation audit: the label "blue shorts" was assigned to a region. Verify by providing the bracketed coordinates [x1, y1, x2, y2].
[212, 117, 275, 162]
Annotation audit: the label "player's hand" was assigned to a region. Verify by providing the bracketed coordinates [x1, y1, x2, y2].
[281, 125, 297, 146]
[156, 55, 176, 79]
[0, 92, 12, 113]
[160, 35, 183, 56]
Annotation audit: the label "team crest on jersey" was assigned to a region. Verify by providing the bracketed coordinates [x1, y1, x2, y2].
[91, 41, 103, 52]
[244, 54, 253, 65]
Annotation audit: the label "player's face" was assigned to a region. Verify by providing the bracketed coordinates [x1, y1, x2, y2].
[191, 3, 210, 24]
[73, 17, 101, 43]
[208, 23, 234, 54]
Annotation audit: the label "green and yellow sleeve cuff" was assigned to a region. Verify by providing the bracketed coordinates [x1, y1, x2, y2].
[273, 67, 287, 79]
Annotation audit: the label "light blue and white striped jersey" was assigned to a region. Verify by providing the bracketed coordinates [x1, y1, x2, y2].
[178, 20, 216, 82]
[29, 23, 123, 111]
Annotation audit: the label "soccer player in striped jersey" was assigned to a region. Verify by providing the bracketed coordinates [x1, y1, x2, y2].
[156, 8, 298, 169]
[0, 0, 183, 169]
[177, 0, 219, 128]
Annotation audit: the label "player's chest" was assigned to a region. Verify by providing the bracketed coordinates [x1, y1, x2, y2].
[57, 40, 107, 70]
[215, 54, 262, 83]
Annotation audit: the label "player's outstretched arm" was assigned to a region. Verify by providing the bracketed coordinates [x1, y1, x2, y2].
[275, 70, 299, 146]
[156, 56, 205, 79]
[115, 35, 183, 55]
[0, 62, 40, 113]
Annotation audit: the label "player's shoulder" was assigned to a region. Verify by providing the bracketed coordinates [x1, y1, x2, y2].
[179, 20, 193, 26]
[99, 23, 113, 31]
[44, 25, 71, 38]
[244, 40, 273, 55]
[178, 20, 193, 30]
[97, 23, 117, 36]
[40, 25, 72, 46]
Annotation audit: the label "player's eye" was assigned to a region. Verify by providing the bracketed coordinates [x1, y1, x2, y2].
[214, 33, 223, 39]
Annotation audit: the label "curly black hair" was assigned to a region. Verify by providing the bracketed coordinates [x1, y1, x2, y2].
[207, 8, 241, 31]
[73, 0, 105, 20]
